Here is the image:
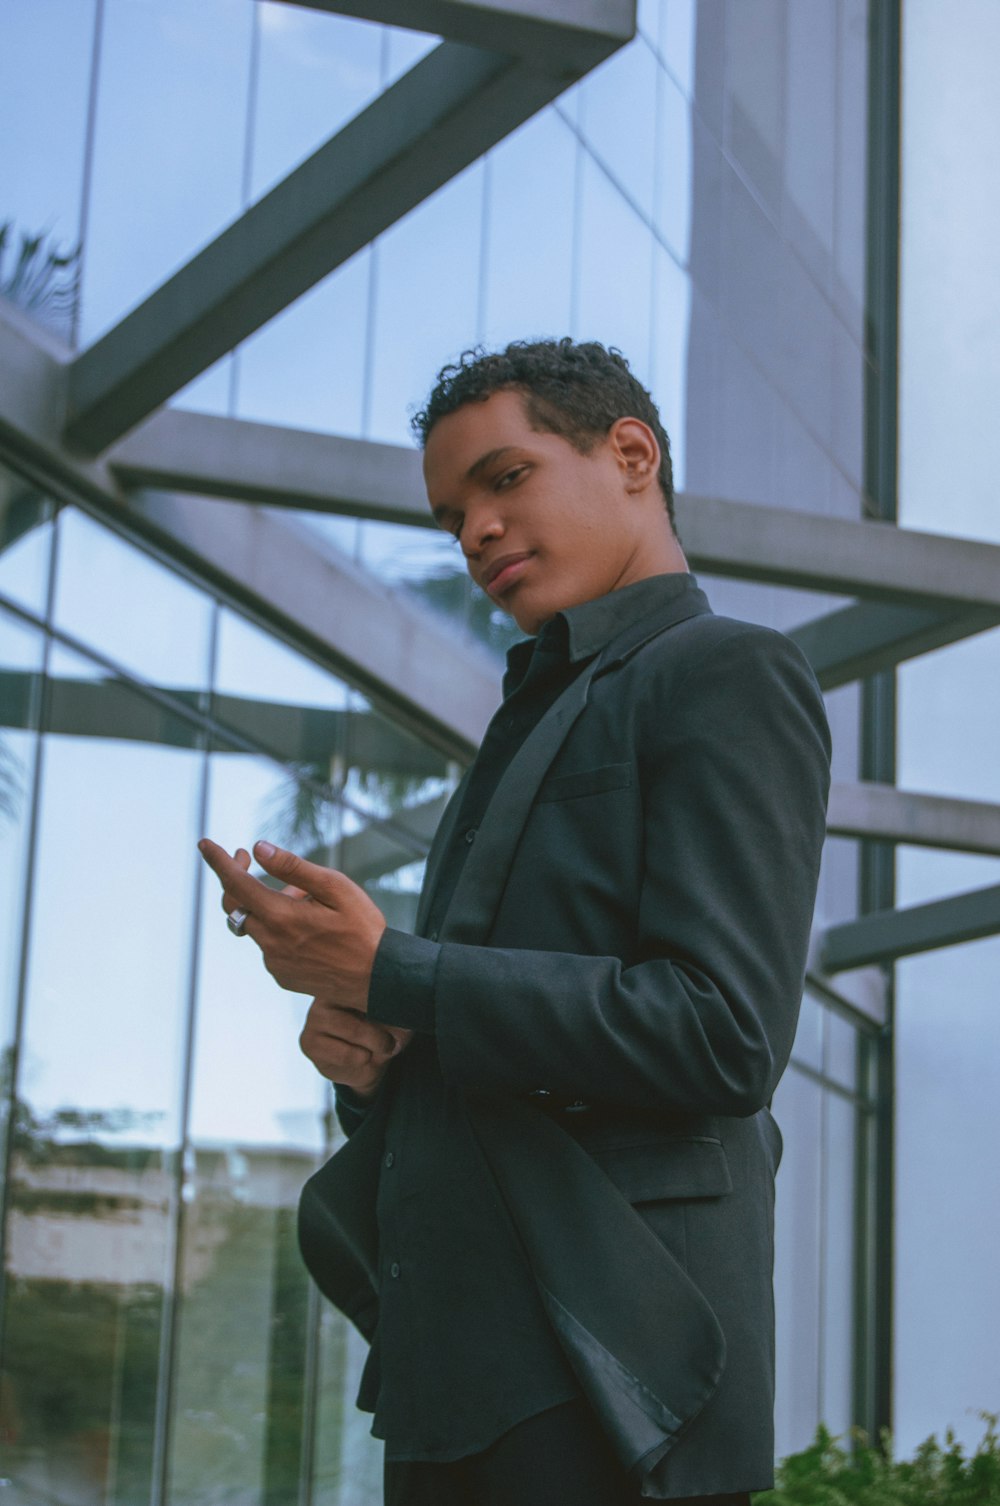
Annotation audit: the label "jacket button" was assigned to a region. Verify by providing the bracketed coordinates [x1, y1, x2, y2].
[390, 1262, 401, 1279]
[384, 1152, 395, 1168]
[464, 827, 477, 844]
[428, 930, 439, 942]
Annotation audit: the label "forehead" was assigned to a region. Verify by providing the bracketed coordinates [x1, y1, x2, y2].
[422, 389, 588, 514]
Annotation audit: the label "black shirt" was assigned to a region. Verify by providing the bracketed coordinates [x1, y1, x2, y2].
[341, 574, 698, 1462]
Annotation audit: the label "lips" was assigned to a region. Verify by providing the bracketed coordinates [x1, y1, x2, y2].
[482, 552, 532, 597]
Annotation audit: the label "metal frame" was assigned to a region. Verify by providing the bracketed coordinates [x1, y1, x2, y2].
[822, 884, 1000, 974]
[62, 0, 634, 452]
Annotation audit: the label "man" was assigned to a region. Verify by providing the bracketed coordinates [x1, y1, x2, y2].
[200, 339, 831, 1505]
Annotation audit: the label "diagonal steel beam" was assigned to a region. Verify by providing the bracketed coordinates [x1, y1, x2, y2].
[108, 409, 1000, 615]
[125, 489, 500, 752]
[110, 411, 429, 527]
[676, 493, 1000, 611]
[826, 782, 1000, 857]
[281, 0, 633, 71]
[790, 600, 1000, 690]
[63, 2, 634, 454]
[820, 884, 1000, 973]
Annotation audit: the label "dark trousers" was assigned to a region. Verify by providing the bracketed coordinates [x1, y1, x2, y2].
[384, 1400, 752, 1506]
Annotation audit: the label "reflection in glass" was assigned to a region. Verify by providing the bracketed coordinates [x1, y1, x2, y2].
[772, 1065, 822, 1458]
[821, 1092, 857, 1435]
[655, 72, 692, 266]
[0, 0, 95, 331]
[578, 37, 658, 222]
[0, 609, 44, 1184]
[81, 0, 253, 344]
[575, 154, 655, 384]
[482, 110, 577, 351]
[236, 248, 372, 437]
[252, 7, 382, 200]
[53, 509, 214, 691]
[0, 468, 55, 617]
[367, 163, 485, 445]
[1, 642, 205, 1503]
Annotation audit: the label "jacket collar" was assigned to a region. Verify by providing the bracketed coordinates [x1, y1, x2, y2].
[436, 578, 712, 945]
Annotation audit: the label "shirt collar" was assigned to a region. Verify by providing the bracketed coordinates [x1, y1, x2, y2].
[503, 572, 700, 692]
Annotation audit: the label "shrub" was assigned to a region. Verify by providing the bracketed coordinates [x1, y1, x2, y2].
[754, 1416, 1000, 1505]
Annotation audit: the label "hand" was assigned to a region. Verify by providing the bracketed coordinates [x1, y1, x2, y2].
[198, 838, 387, 1008]
[300, 999, 413, 1099]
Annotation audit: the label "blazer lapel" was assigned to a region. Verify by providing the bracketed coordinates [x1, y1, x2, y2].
[413, 769, 470, 936]
[440, 586, 709, 947]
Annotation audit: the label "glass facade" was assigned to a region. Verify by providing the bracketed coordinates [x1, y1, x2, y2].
[0, 0, 911, 1497]
[895, 0, 1000, 1454]
[0, 476, 457, 1500]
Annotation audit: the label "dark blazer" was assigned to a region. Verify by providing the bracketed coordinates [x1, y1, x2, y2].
[299, 579, 831, 1498]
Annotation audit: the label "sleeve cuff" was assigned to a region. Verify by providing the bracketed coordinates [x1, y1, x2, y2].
[366, 927, 440, 1034]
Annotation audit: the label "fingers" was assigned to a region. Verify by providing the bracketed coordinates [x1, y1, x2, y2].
[253, 841, 354, 906]
[199, 838, 280, 921]
[299, 1000, 401, 1090]
[303, 1000, 399, 1058]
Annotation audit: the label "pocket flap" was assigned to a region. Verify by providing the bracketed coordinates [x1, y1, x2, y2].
[536, 762, 632, 803]
[589, 1137, 733, 1202]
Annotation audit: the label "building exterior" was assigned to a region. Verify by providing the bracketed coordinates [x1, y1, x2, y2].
[0, 3, 997, 1503]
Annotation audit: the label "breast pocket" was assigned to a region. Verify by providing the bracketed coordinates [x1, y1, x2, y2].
[587, 1136, 733, 1204]
[588, 1136, 733, 1273]
[535, 762, 633, 804]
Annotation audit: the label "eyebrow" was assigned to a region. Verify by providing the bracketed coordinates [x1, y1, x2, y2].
[430, 446, 521, 525]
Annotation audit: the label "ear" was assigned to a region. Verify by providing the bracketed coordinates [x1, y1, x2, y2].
[609, 417, 661, 495]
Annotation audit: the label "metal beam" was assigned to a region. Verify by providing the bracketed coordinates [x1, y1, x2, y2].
[0, 302, 501, 754]
[790, 599, 1000, 690]
[821, 884, 1000, 973]
[107, 411, 1000, 617]
[675, 493, 1000, 611]
[110, 411, 429, 528]
[281, 0, 635, 71]
[126, 489, 500, 752]
[827, 782, 1000, 857]
[63, 2, 634, 453]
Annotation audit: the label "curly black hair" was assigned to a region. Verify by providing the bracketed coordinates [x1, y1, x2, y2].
[411, 338, 676, 531]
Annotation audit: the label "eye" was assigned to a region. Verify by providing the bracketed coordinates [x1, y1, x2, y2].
[496, 465, 527, 490]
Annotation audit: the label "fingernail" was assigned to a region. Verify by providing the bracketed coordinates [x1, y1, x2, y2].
[256, 840, 276, 859]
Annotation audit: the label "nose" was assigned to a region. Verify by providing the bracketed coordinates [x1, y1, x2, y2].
[461, 499, 504, 558]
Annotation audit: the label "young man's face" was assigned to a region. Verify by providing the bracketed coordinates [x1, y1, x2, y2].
[422, 389, 679, 635]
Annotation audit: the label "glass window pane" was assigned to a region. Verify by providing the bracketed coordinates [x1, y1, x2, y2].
[772, 1066, 822, 1458]
[0, 467, 55, 617]
[0, 608, 45, 1165]
[651, 244, 691, 489]
[252, 8, 382, 200]
[52, 510, 214, 690]
[575, 155, 655, 384]
[482, 109, 577, 351]
[80, 0, 253, 344]
[236, 248, 372, 437]
[821, 1093, 857, 1435]
[661, 0, 696, 98]
[2, 642, 204, 1503]
[655, 72, 693, 266]
[367, 163, 485, 445]
[170, 745, 329, 1500]
[0, 0, 94, 340]
[578, 37, 659, 223]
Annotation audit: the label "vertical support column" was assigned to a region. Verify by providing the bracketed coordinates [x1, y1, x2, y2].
[857, 0, 902, 1446]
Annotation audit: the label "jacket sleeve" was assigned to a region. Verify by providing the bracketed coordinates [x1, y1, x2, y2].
[368, 627, 831, 1117]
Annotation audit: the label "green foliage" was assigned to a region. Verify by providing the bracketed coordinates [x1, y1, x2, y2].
[0, 220, 81, 337]
[754, 1419, 1000, 1506]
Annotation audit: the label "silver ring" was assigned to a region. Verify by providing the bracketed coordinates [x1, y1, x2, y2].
[227, 908, 250, 937]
